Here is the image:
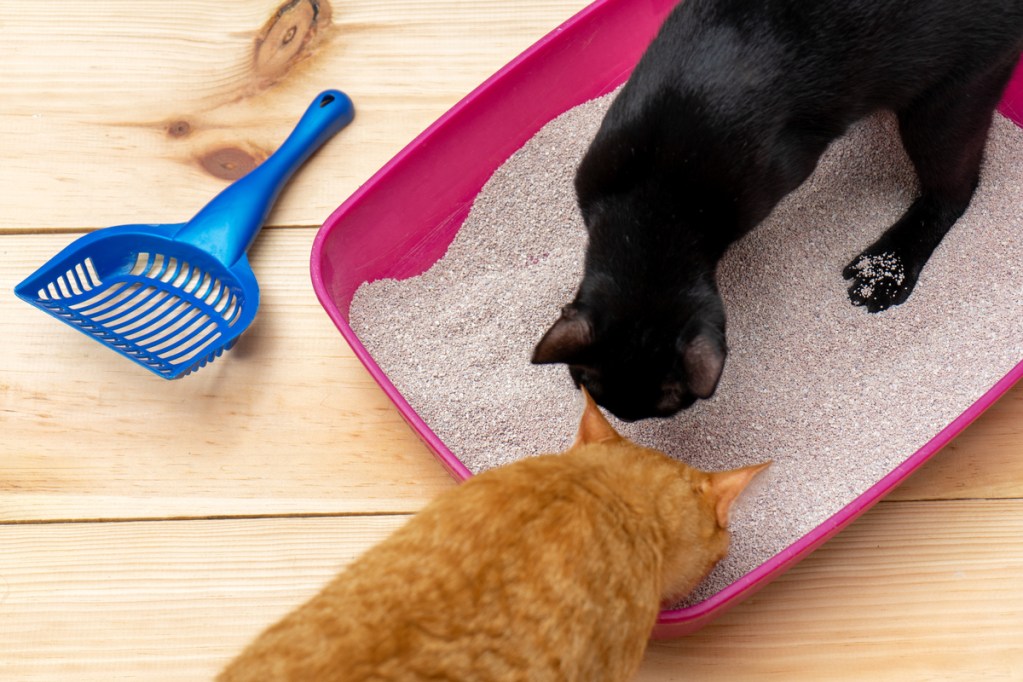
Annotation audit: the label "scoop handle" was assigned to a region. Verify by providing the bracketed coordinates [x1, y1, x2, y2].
[176, 90, 355, 265]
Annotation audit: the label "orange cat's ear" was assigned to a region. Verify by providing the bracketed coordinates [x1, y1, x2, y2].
[573, 387, 622, 446]
[706, 461, 771, 527]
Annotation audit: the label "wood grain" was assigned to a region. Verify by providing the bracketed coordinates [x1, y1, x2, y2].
[0, 0, 591, 232]
[640, 500, 1023, 681]
[1, 501, 1020, 681]
[1, 231, 453, 522]
[0, 516, 410, 680]
[889, 383, 1023, 501]
[3, 0, 1023, 678]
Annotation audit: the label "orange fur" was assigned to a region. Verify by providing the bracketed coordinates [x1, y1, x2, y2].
[219, 391, 768, 681]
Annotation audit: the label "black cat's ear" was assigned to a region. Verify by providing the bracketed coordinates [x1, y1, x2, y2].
[679, 332, 725, 399]
[532, 306, 594, 365]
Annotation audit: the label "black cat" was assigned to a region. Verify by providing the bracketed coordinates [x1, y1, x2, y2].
[533, 0, 1023, 421]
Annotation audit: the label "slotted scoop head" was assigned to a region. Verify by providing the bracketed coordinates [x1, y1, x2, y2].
[16, 90, 354, 379]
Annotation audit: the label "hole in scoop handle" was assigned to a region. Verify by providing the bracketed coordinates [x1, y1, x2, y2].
[176, 90, 356, 266]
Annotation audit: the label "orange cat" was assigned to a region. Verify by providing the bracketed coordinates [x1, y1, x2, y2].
[219, 390, 768, 681]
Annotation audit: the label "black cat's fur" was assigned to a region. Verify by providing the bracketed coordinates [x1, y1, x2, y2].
[533, 0, 1023, 421]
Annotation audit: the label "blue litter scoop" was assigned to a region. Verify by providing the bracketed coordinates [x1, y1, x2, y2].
[15, 90, 354, 379]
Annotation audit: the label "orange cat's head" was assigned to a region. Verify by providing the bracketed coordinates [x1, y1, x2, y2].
[573, 388, 770, 603]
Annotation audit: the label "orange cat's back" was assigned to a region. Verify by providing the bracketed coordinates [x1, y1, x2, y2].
[219, 392, 767, 681]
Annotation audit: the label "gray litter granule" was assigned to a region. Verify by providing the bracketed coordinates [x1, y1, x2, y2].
[350, 91, 1023, 606]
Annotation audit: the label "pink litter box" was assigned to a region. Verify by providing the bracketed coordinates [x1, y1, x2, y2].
[312, 0, 1023, 638]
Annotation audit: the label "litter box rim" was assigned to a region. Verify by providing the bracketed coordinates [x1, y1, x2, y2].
[311, 0, 1023, 638]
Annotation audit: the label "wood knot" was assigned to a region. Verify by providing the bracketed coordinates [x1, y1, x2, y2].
[167, 120, 192, 138]
[254, 0, 333, 85]
[199, 147, 262, 181]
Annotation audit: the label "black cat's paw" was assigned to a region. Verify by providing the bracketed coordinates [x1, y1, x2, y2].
[842, 251, 914, 313]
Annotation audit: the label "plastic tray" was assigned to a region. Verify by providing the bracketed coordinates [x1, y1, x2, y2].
[311, 0, 1023, 638]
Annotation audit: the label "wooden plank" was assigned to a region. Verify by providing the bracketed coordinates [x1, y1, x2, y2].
[0, 0, 591, 232]
[1, 501, 1021, 680]
[0, 516, 409, 680]
[889, 383, 1023, 501]
[1, 231, 455, 521]
[640, 499, 1023, 681]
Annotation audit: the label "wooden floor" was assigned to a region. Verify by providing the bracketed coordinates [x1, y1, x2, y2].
[3, 1, 1022, 679]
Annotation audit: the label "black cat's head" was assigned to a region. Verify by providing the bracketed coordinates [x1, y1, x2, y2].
[535, 85, 735, 421]
[531, 289, 727, 422]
